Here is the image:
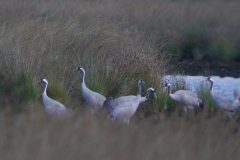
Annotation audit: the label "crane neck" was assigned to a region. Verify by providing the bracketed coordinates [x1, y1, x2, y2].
[81, 70, 85, 84]
[137, 83, 142, 96]
[42, 81, 48, 96]
[209, 80, 214, 92]
[208, 80, 215, 98]
[167, 85, 172, 96]
[146, 89, 151, 99]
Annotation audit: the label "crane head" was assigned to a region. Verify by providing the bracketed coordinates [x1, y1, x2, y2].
[163, 81, 171, 92]
[74, 66, 84, 72]
[138, 79, 145, 85]
[39, 78, 48, 84]
[205, 77, 214, 82]
[148, 87, 157, 98]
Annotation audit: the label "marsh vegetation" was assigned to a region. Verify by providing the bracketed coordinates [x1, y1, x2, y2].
[0, 0, 240, 159]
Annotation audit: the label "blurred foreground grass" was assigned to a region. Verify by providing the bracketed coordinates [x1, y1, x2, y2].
[1, 109, 240, 160]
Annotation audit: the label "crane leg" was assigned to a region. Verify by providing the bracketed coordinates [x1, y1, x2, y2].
[183, 106, 187, 112]
[187, 105, 194, 109]
[123, 119, 129, 124]
[91, 108, 95, 114]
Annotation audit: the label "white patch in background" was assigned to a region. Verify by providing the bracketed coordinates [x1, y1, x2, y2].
[163, 75, 240, 101]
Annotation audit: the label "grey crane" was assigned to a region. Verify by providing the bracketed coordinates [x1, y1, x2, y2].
[233, 86, 240, 103]
[205, 77, 239, 118]
[103, 79, 147, 113]
[76, 67, 106, 114]
[139, 87, 157, 102]
[104, 87, 156, 113]
[166, 82, 204, 112]
[39, 78, 69, 117]
[107, 80, 147, 124]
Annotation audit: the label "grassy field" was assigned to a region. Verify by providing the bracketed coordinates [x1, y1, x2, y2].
[0, 0, 240, 159]
[1, 109, 240, 160]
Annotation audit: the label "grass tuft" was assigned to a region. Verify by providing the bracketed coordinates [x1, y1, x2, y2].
[194, 80, 216, 110]
[6, 73, 37, 103]
[45, 82, 68, 105]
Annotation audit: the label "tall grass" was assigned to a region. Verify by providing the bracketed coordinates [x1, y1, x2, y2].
[0, 0, 238, 112]
[0, 13, 169, 111]
[0, 109, 240, 160]
[1, 0, 240, 64]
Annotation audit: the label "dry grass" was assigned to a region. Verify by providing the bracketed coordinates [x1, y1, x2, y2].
[1, 0, 239, 34]
[0, 0, 173, 112]
[1, 109, 240, 160]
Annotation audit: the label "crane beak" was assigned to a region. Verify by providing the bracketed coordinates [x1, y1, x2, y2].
[73, 68, 79, 71]
[153, 92, 157, 99]
[37, 80, 41, 83]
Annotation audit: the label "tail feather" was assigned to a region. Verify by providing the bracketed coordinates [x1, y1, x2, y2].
[197, 95, 204, 109]
[103, 96, 113, 112]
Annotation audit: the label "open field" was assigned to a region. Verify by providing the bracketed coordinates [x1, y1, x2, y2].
[0, 0, 240, 159]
